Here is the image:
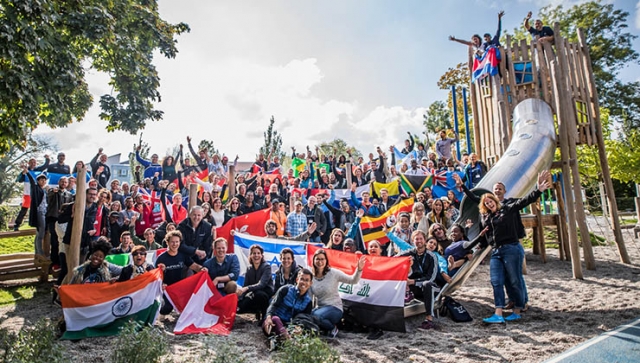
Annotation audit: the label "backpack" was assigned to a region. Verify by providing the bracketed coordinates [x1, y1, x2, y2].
[439, 297, 473, 323]
[290, 313, 321, 335]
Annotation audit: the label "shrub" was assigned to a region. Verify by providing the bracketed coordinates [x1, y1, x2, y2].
[199, 335, 246, 363]
[0, 319, 65, 363]
[272, 332, 341, 363]
[110, 321, 168, 363]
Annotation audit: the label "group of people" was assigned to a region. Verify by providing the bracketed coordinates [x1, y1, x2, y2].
[14, 126, 546, 341]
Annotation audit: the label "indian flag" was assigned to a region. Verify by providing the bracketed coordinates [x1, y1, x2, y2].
[59, 268, 164, 340]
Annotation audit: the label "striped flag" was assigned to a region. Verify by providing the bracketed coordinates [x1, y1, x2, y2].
[472, 46, 501, 83]
[59, 268, 164, 340]
[165, 272, 238, 335]
[233, 232, 314, 286]
[359, 198, 414, 245]
[370, 181, 400, 198]
[306, 245, 411, 332]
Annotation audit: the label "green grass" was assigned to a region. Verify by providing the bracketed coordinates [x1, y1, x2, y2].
[0, 286, 37, 306]
[0, 234, 33, 255]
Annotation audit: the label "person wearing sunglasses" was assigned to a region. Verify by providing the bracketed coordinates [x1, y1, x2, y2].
[117, 245, 154, 282]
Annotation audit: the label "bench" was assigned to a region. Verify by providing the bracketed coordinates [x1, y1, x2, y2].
[0, 253, 51, 282]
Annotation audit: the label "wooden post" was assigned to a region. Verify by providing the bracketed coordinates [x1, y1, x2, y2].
[578, 29, 631, 264]
[188, 183, 198, 212]
[555, 33, 595, 270]
[345, 162, 352, 188]
[554, 180, 570, 261]
[551, 60, 583, 279]
[228, 165, 236, 200]
[63, 166, 87, 284]
[598, 182, 609, 220]
[533, 200, 546, 263]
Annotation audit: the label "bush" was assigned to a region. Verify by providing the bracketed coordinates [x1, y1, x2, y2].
[272, 332, 341, 363]
[0, 319, 65, 363]
[199, 335, 246, 363]
[110, 321, 168, 363]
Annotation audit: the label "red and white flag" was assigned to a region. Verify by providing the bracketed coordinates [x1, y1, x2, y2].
[215, 209, 271, 253]
[165, 272, 237, 335]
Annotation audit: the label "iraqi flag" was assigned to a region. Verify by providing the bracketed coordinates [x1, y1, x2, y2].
[233, 232, 315, 286]
[59, 268, 163, 340]
[165, 272, 238, 335]
[215, 209, 272, 253]
[359, 198, 414, 245]
[306, 245, 411, 332]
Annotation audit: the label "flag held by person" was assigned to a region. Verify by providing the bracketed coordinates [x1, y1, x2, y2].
[165, 272, 238, 335]
[215, 209, 272, 253]
[399, 173, 432, 195]
[306, 245, 411, 332]
[59, 268, 164, 340]
[359, 198, 414, 245]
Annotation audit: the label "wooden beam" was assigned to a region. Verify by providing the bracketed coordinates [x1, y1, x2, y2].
[551, 60, 583, 279]
[577, 29, 631, 264]
[64, 166, 87, 284]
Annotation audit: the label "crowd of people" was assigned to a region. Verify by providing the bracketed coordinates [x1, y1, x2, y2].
[13, 121, 550, 343]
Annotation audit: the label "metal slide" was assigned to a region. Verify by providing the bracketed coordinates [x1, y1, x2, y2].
[434, 98, 557, 308]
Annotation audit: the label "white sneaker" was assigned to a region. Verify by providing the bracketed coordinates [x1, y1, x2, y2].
[330, 326, 339, 338]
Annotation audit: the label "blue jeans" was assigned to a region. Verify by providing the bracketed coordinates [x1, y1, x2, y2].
[309, 235, 322, 243]
[490, 243, 526, 309]
[312, 305, 342, 331]
[34, 212, 46, 256]
[505, 244, 529, 306]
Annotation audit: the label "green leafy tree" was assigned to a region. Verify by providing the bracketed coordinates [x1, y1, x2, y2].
[315, 138, 361, 161]
[423, 100, 452, 146]
[198, 140, 220, 157]
[0, 136, 55, 206]
[259, 116, 285, 160]
[0, 0, 190, 153]
[504, 1, 640, 134]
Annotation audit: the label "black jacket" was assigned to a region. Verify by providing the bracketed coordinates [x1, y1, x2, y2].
[479, 189, 542, 248]
[177, 217, 213, 265]
[399, 248, 439, 287]
[26, 173, 46, 228]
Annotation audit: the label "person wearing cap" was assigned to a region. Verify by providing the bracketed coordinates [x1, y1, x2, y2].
[286, 200, 307, 238]
[47, 152, 70, 175]
[483, 11, 504, 49]
[108, 210, 125, 244]
[117, 245, 155, 282]
[22, 166, 48, 257]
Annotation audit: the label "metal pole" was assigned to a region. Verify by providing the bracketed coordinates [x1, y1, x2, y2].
[451, 85, 461, 160]
[462, 87, 472, 154]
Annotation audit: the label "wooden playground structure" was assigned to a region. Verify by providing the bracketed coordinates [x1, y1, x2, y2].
[467, 24, 631, 278]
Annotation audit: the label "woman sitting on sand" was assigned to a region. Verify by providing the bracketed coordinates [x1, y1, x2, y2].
[236, 244, 274, 322]
[310, 249, 366, 337]
[478, 171, 550, 324]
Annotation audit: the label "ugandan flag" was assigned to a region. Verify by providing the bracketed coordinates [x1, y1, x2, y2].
[359, 198, 414, 245]
[399, 173, 432, 195]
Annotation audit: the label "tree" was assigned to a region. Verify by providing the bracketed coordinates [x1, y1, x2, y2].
[504, 1, 640, 134]
[198, 140, 220, 157]
[315, 139, 361, 160]
[259, 116, 285, 161]
[0, 0, 190, 153]
[0, 136, 56, 206]
[423, 101, 452, 146]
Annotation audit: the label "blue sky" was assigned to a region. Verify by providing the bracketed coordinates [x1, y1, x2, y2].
[35, 0, 640, 163]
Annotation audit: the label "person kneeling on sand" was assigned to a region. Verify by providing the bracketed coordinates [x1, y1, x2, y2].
[263, 268, 314, 341]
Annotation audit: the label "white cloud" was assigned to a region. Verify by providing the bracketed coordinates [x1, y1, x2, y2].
[636, 0, 640, 29]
